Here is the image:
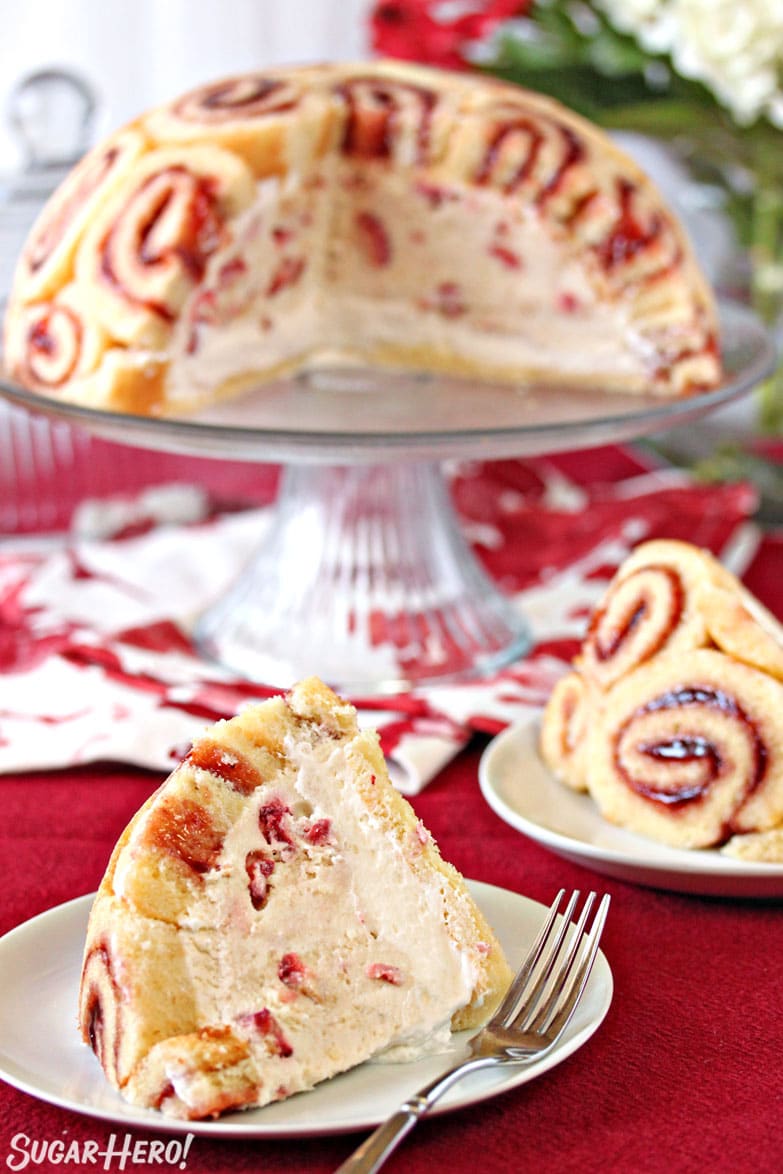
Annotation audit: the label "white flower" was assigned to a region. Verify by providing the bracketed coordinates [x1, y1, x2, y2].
[596, 0, 676, 54]
[674, 0, 783, 125]
[596, 0, 783, 127]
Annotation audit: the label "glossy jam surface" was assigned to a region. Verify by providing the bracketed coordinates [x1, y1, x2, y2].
[616, 685, 768, 813]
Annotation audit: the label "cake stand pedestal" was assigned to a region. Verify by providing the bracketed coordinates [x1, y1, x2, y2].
[0, 300, 774, 694]
[193, 460, 528, 692]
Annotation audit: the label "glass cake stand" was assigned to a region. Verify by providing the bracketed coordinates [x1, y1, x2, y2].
[0, 300, 774, 693]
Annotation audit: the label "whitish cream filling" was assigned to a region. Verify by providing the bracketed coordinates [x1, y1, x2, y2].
[141, 735, 478, 1093]
[165, 164, 646, 404]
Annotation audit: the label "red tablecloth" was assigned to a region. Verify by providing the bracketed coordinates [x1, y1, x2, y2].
[2, 736, 783, 1173]
[2, 437, 783, 1172]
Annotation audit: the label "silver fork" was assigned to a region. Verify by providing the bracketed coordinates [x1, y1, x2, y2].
[335, 888, 610, 1174]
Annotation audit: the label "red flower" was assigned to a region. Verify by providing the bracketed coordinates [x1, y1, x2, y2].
[370, 0, 531, 71]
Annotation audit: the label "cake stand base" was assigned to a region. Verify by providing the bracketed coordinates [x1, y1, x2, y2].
[193, 461, 529, 693]
[3, 304, 769, 695]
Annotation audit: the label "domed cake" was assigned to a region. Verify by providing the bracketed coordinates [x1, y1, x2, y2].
[540, 540, 783, 856]
[78, 677, 511, 1120]
[5, 61, 720, 416]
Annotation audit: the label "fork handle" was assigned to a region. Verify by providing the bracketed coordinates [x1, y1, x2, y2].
[335, 1055, 497, 1173]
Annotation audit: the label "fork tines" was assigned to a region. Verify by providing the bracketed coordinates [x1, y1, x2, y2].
[492, 889, 610, 1042]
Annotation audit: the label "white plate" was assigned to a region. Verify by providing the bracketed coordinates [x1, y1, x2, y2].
[0, 881, 611, 1138]
[479, 721, 783, 899]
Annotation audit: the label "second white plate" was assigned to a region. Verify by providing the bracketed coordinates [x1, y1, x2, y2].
[0, 880, 612, 1138]
[479, 720, 783, 898]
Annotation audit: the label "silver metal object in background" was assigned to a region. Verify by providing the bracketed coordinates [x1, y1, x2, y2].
[0, 68, 97, 534]
[0, 67, 96, 297]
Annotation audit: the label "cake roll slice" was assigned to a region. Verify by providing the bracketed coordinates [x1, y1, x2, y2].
[538, 671, 595, 792]
[722, 827, 783, 861]
[576, 539, 736, 690]
[541, 539, 783, 856]
[586, 650, 783, 849]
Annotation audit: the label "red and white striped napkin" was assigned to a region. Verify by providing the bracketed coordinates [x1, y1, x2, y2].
[0, 445, 758, 793]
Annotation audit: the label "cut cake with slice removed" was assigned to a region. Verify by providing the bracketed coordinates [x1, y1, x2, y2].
[5, 61, 721, 414]
[78, 677, 512, 1120]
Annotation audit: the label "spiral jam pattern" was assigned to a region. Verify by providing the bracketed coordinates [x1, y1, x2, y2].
[4, 63, 722, 413]
[594, 178, 669, 276]
[99, 167, 223, 321]
[580, 565, 686, 689]
[336, 77, 437, 162]
[80, 942, 122, 1084]
[466, 106, 684, 330]
[586, 650, 783, 848]
[538, 672, 591, 791]
[615, 685, 766, 814]
[27, 146, 120, 276]
[23, 304, 83, 388]
[474, 114, 585, 205]
[172, 75, 300, 123]
[541, 541, 783, 852]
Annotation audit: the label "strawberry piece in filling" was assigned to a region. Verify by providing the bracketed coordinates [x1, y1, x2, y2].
[245, 850, 275, 910]
[304, 818, 332, 845]
[239, 1009, 294, 1057]
[366, 963, 405, 985]
[354, 211, 392, 267]
[258, 798, 295, 847]
[278, 952, 307, 989]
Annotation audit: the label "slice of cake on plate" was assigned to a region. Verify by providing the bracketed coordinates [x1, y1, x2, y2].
[79, 676, 512, 1120]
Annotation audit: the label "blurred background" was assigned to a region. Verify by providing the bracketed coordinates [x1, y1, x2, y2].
[0, 0, 371, 294]
[0, 0, 373, 535]
[0, 0, 780, 532]
[0, 0, 370, 172]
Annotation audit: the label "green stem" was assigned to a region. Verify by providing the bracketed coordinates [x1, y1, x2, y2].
[747, 186, 783, 433]
[750, 189, 783, 323]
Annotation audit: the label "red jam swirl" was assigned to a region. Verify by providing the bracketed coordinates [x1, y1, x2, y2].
[26, 145, 119, 273]
[474, 118, 584, 203]
[616, 685, 768, 811]
[336, 79, 436, 163]
[474, 118, 544, 191]
[586, 566, 684, 666]
[99, 167, 223, 321]
[594, 178, 663, 272]
[173, 76, 298, 122]
[81, 941, 121, 1078]
[25, 305, 82, 388]
[536, 127, 585, 205]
